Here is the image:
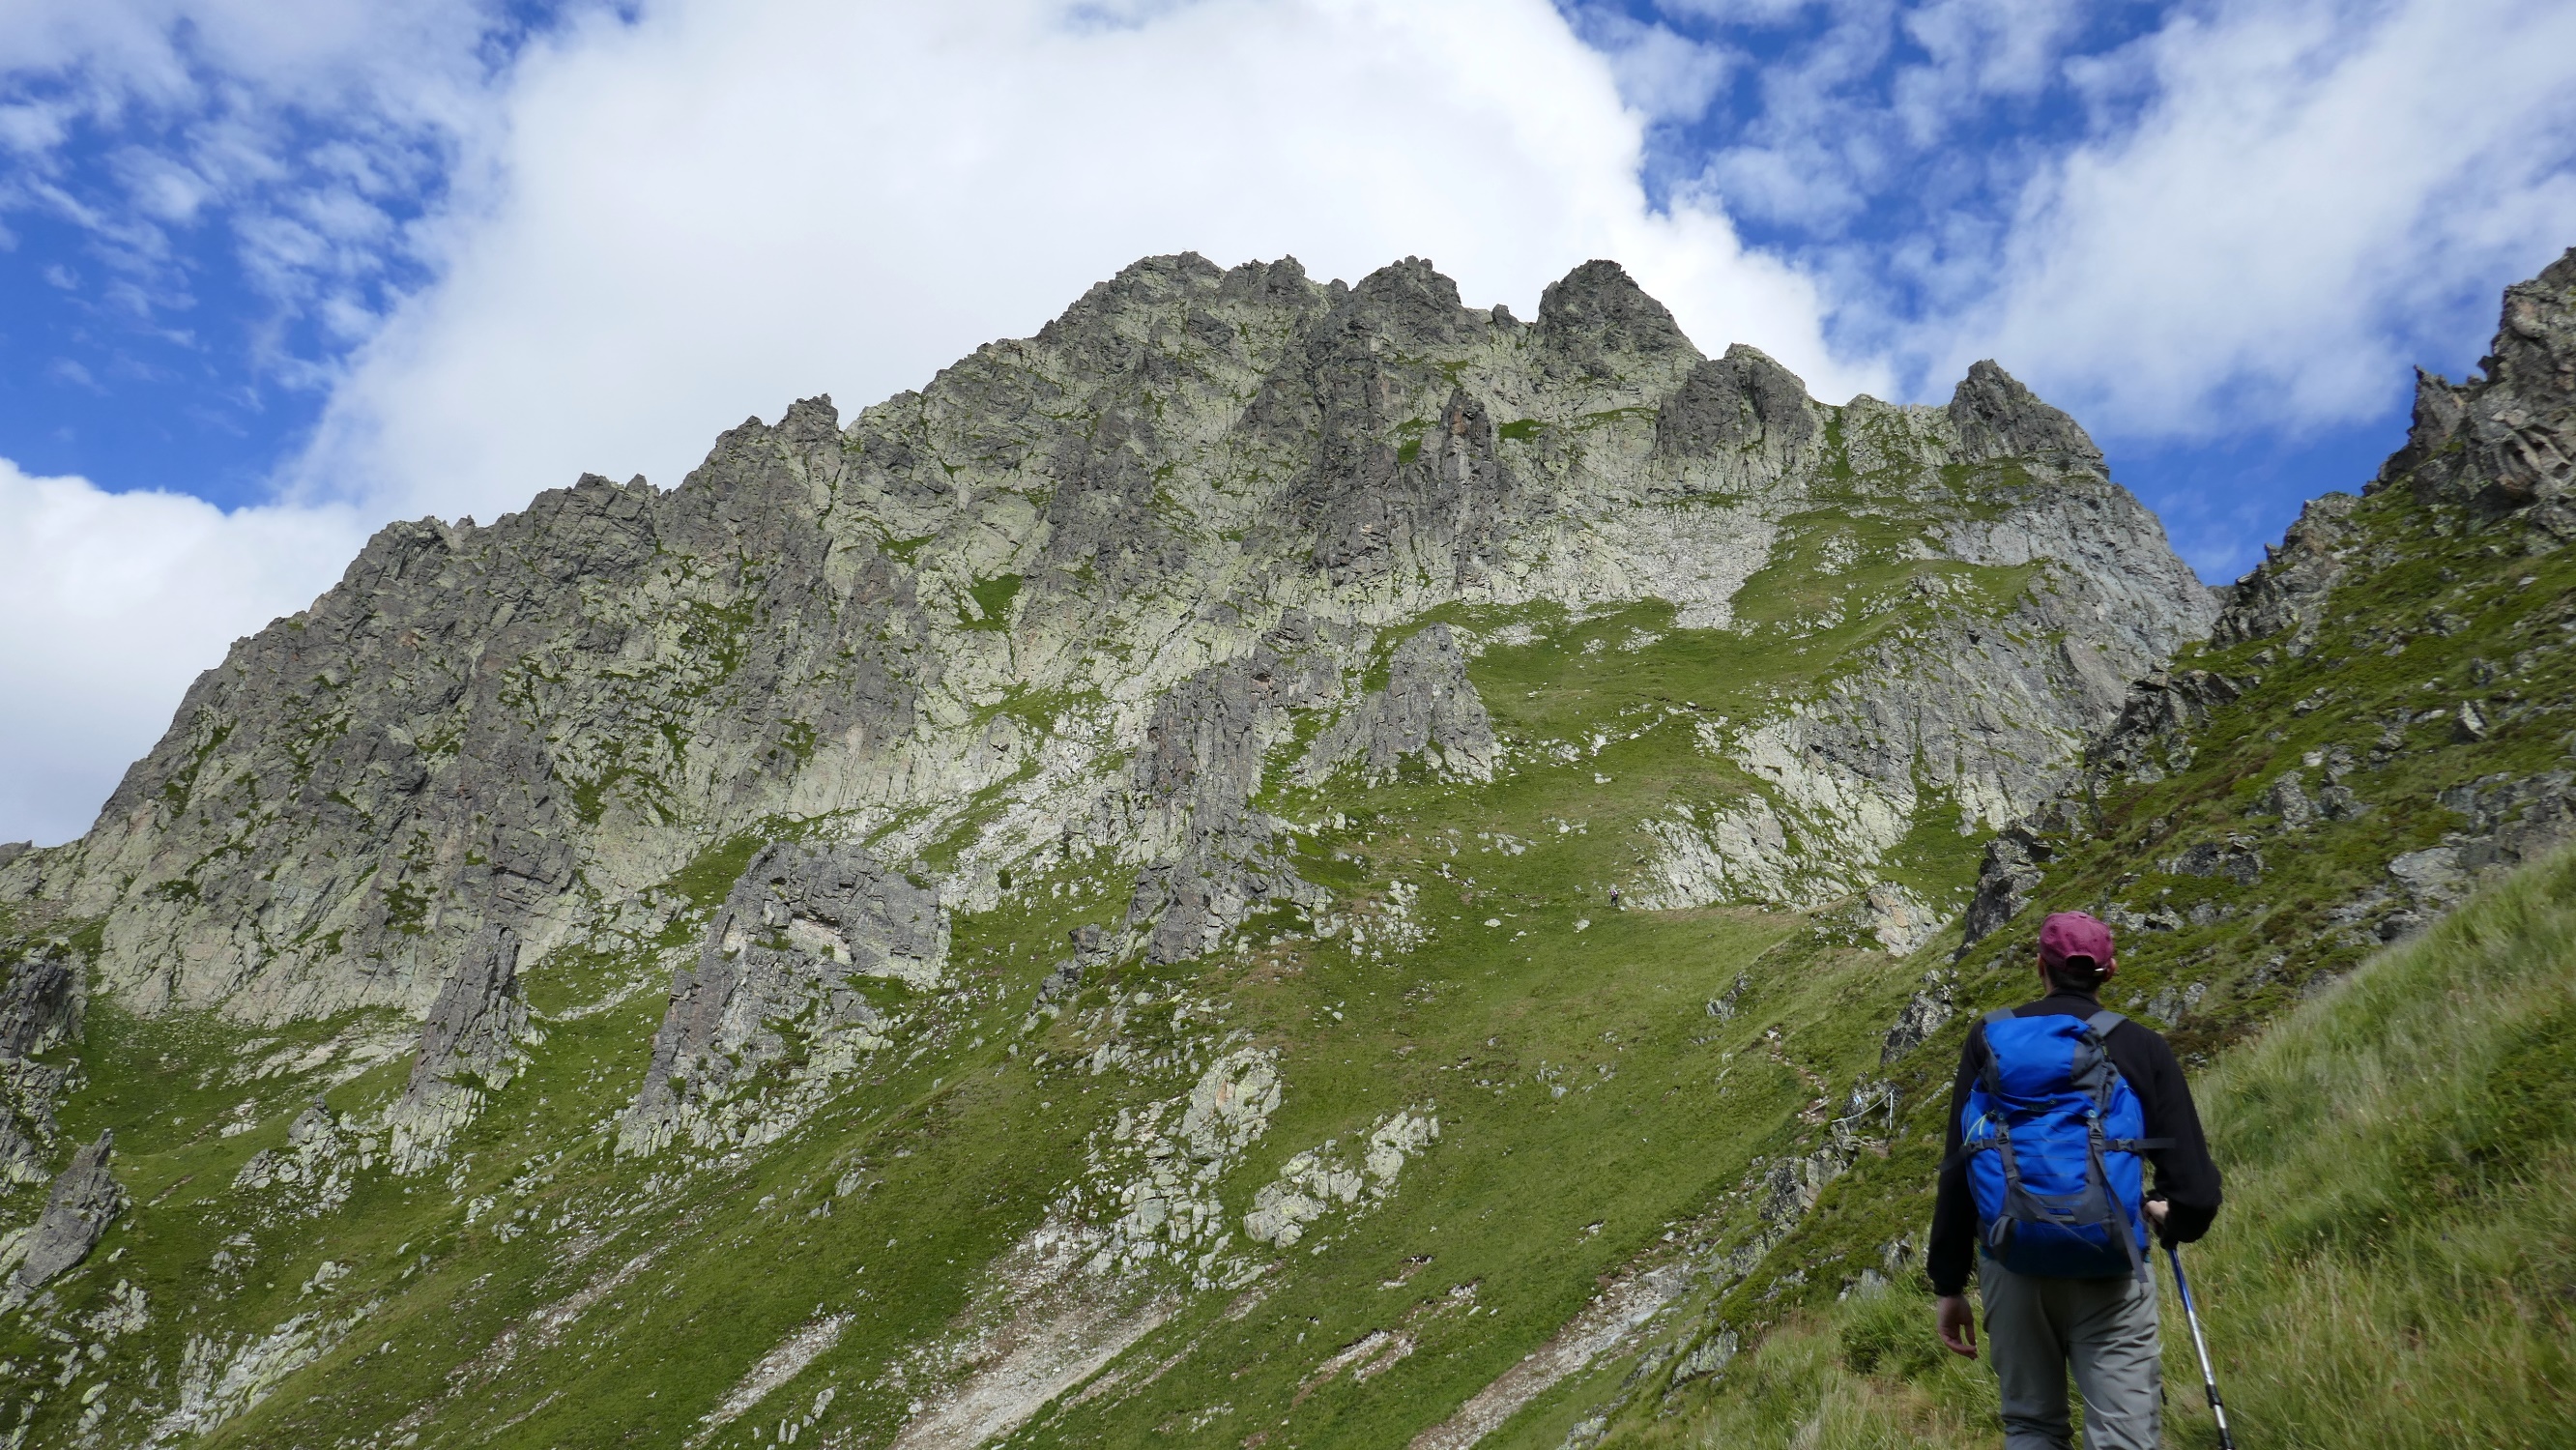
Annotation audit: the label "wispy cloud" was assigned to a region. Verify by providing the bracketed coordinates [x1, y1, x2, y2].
[1590, 0, 2575, 437]
[1956, 0, 2576, 439]
[0, 0, 552, 396]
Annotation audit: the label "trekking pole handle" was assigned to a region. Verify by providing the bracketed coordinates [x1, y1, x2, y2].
[2165, 1244, 2237, 1450]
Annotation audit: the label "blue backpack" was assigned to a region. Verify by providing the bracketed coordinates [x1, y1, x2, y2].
[1958, 1008, 2168, 1280]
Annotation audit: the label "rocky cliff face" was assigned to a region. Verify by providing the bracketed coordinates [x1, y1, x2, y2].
[0, 949, 80, 1189]
[0, 253, 2206, 1036]
[3, 1132, 121, 1306]
[0, 250, 2229, 1450]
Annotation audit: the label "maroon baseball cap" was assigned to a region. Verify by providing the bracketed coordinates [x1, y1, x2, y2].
[2039, 912, 2116, 973]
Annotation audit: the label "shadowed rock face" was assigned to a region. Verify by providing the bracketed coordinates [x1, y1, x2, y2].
[5, 1132, 122, 1301]
[0, 952, 79, 1059]
[622, 840, 947, 1153]
[1947, 360, 2105, 473]
[0, 952, 82, 1188]
[1535, 260, 1695, 386]
[2381, 247, 2576, 519]
[1300, 624, 1494, 785]
[2213, 493, 2362, 649]
[1652, 345, 1821, 495]
[384, 925, 531, 1172]
[1121, 630, 1342, 966]
[403, 925, 529, 1100]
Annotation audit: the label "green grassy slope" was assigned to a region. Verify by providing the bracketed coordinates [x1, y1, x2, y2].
[1637, 838, 2576, 1450]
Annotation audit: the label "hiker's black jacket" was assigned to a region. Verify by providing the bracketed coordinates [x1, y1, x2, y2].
[1927, 992, 2223, 1295]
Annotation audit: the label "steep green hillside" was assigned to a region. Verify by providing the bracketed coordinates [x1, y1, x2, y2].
[0, 582, 2083, 1450]
[1574, 247, 2576, 1447]
[1637, 838, 2576, 1450]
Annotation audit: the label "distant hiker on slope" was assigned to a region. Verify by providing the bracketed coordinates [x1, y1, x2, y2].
[1927, 911, 2223, 1450]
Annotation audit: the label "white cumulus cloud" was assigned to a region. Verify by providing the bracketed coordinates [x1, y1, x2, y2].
[0, 460, 365, 846]
[286, 0, 1872, 524]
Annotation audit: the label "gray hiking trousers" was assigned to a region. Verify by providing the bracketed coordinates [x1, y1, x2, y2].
[1979, 1257, 2161, 1450]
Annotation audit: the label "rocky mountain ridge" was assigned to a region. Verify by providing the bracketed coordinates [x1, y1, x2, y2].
[1, 254, 2205, 1034]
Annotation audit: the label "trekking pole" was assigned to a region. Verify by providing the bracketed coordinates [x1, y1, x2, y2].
[2164, 1243, 2238, 1449]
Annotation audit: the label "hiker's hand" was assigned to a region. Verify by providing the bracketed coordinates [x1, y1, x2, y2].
[1936, 1294, 1977, 1358]
[2146, 1199, 2171, 1240]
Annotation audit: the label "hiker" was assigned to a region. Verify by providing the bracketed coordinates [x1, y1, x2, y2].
[1928, 911, 2223, 1450]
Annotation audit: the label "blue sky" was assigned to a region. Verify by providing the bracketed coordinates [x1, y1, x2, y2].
[2, 0, 2573, 844]
[0, 1, 542, 509]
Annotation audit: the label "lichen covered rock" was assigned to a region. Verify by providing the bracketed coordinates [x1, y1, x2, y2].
[622, 840, 945, 1153]
[1299, 624, 1495, 785]
[385, 925, 534, 1173]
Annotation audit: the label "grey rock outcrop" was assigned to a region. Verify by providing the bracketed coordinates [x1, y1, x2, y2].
[2212, 493, 2361, 649]
[2260, 772, 2319, 827]
[1637, 472, 2215, 917]
[1302, 383, 1521, 594]
[234, 1099, 368, 1215]
[2364, 775, 2576, 938]
[1953, 666, 2242, 951]
[385, 925, 532, 1173]
[0, 1115, 41, 1189]
[1117, 631, 1343, 966]
[2084, 669, 2244, 786]
[1652, 346, 1822, 495]
[0, 950, 80, 1058]
[404, 926, 531, 1096]
[0, 950, 82, 1188]
[1880, 972, 1958, 1063]
[1299, 624, 1495, 784]
[2378, 247, 2576, 524]
[2412, 771, 2576, 901]
[1956, 827, 2052, 954]
[622, 840, 944, 1153]
[2167, 837, 2265, 885]
[1948, 361, 2105, 474]
[5, 1131, 123, 1303]
[1533, 260, 1699, 395]
[1035, 924, 1113, 1008]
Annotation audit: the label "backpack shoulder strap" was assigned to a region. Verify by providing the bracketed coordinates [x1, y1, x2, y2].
[2061, 1008, 2127, 1105]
